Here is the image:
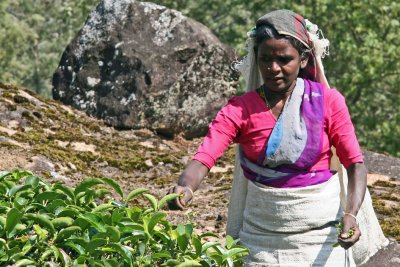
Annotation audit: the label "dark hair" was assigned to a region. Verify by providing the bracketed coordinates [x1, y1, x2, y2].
[253, 24, 309, 59]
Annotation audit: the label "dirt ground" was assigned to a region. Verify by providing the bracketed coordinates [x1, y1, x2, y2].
[0, 84, 399, 265]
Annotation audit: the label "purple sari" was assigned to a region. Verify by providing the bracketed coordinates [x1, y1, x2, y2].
[240, 78, 334, 188]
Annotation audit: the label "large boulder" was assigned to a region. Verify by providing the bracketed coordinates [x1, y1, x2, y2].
[52, 0, 239, 138]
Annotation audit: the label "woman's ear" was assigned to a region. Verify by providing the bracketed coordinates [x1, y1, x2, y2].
[300, 53, 309, 69]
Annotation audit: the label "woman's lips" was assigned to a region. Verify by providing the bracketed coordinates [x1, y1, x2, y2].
[267, 77, 283, 82]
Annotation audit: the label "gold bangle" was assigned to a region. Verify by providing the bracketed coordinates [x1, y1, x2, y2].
[343, 212, 358, 224]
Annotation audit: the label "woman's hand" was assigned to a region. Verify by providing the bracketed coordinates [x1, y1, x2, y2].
[337, 213, 361, 249]
[166, 160, 209, 210]
[337, 162, 367, 249]
[167, 185, 194, 210]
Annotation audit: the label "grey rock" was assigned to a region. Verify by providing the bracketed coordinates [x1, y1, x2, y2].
[363, 150, 400, 179]
[52, 0, 239, 138]
[361, 240, 400, 267]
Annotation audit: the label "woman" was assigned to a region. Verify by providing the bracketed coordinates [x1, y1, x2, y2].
[169, 9, 387, 266]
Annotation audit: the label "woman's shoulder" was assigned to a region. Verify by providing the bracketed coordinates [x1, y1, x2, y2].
[323, 87, 345, 103]
[303, 79, 344, 100]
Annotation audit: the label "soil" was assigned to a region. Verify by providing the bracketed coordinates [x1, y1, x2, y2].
[0, 83, 399, 266]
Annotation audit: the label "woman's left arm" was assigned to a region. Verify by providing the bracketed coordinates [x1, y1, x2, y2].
[338, 162, 368, 249]
[326, 89, 368, 248]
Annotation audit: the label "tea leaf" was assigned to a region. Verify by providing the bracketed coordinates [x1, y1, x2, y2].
[33, 224, 48, 240]
[177, 235, 189, 252]
[7, 184, 32, 197]
[225, 235, 235, 249]
[102, 243, 133, 265]
[78, 213, 106, 232]
[148, 212, 166, 234]
[176, 260, 202, 267]
[74, 178, 104, 195]
[158, 193, 179, 210]
[11, 170, 32, 182]
[201, 241, 220, 253]
[46, 199, 67, 213]
[52, 183, 75, 202]
[88, 238, 107, 253]
[24, 213, 55, 233]
[161, 259, 181, 266]
[0, 171, 12, 181]
[124, 188, 148, 204]
[101, 177, 124, 198]
[5, 208, 22, 238]
[65, 241, 86, 255]
[35, 191, 66, 203]
[192, 236, 202, 256]
[40, 249, 53, 261]
[14, 258, 36, 266]
[105, 226, 120, 242]
[24, 175, 40, 188]
[54, 226, 81, 242]
[143, 193, 158, 211]
[51, 217, 74, 229]
[225, 247, 249, 259]
[151, 251, 172, 260]
[93, 203, 114, 213]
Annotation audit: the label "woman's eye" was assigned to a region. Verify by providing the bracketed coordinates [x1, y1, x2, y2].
[279, 57, 292, 64]
[259, 57, 271, 63]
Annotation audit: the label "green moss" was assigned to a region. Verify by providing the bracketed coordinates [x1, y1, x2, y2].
[0, 142, 20, 149]
[372, 191, 400, 241]
[13, 95, 29, 104]
[381, 219, 400, 241]
[373, 180, 396, 188]
[32, 144, 100, 176]
[15, 130, 46, 145]
[107, 157, 149, 172]
[6, 103, 17, 111]
[21, 110, 35, 121]
[379, 193, 400, 202]
[153, 153, 184, 170]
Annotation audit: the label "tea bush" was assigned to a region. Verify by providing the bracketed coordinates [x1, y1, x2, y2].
[0, 170, 248, 266]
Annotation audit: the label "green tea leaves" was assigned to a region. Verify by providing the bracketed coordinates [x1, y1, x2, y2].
[0, 170, 249, 266]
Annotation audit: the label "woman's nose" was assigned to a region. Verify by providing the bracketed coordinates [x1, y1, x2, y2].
[269, 61, 280, 72]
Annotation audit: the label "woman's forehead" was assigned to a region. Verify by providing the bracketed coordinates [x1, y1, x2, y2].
[258, 38, 298, 55]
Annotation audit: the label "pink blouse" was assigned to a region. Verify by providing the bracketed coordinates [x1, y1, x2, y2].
[194, 87, 363, 170]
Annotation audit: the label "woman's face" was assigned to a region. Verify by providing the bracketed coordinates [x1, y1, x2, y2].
[257, 37, 308, 93]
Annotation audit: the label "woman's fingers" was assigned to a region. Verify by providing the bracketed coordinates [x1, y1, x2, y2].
[338, 227, 361, 249]
[167, 186, 193, 210]
[337, 215, 361, 249]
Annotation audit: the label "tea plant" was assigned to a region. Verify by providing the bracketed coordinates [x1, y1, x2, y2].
[0, 170, 249, 266]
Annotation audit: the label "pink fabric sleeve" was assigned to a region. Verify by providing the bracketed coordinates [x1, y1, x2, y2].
[193, 96, 245, 169]
[326, 89, 363, 168]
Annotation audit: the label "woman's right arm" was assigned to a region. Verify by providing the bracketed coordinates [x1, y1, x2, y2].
[167, 96, 247, 210]
[168, 160, 209, 210]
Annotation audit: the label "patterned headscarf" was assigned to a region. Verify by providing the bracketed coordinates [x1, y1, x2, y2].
[235, 9, 330, 90]
[256, 9, 317, 81]
[256, 9, 310, 48]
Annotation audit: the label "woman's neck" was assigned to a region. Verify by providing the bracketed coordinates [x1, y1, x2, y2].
[263, 82, 296, 105]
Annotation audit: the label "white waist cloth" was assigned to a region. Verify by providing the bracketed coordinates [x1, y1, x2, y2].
[227, 148, 389, 266]
[239, 173, 353, 266]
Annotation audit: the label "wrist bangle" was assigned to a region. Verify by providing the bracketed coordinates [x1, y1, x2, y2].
[343, 212, 358, 224]
[185, 186, 194, 197]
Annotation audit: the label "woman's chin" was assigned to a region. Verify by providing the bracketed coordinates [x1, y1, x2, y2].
[265, 82, 288, 92]
[264, 79, 296, 93]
